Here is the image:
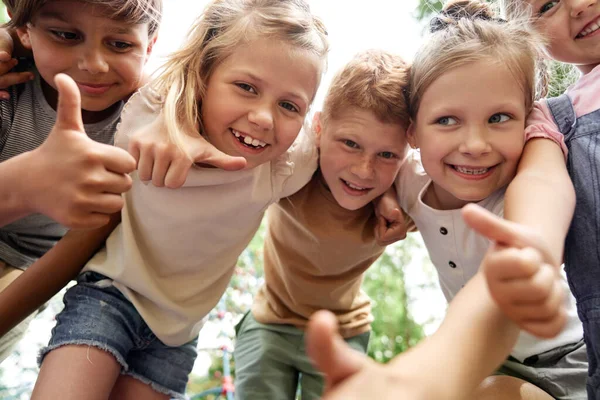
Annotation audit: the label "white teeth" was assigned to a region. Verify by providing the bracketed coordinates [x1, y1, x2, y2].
[579, 19, 600, 37]
[455, 166, 490, 175]
[232, 129, 267, 148]
[345, 180, 368, 190]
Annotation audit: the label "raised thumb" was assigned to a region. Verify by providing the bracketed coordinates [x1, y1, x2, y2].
[53, 73, 84, 133]
[306, 310, 367, 388]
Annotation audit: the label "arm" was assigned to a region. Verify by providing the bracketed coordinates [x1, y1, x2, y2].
[0, 212, 120, 337]
[307, 273, 519, 400]
[504, 137, 574, 267]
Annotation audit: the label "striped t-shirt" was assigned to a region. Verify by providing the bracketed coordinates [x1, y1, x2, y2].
[0, 69, 124, 269]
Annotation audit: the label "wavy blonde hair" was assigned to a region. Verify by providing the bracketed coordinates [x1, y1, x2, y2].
[151, 0, 329, 156]
[4, 0, 162, 36]
[321, 49, 410, 129]
[409, 0, 547, 119]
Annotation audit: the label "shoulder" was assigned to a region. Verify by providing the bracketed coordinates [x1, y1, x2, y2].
[113, 84, 163, 150]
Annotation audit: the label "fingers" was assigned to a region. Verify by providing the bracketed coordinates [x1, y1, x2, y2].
[0, 51, 11, 62]
[54, 73, 84, 132]
[485, 247, 542, 282]
[192, 147, 247, 171]
[0, 71, 34, 89]
[307, 310, 368, 389]
[463, 203, 531, 249]
[522, 307, 567, 339]
[96, 145, 136, 176]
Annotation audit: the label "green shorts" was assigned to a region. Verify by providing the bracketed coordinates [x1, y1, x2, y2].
[497, 339, 588, 399]
[233, 311, 370, 400]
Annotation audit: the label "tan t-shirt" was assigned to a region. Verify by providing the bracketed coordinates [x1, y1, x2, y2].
[252, 173, 384, 338]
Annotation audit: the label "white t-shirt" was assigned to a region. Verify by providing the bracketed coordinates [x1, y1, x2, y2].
[396, 151, 583, 362]
[83, 85, 318, 346]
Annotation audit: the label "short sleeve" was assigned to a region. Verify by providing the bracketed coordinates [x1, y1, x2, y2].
[113, 84, 163, 152]
[275, 127, 318, 199]
[525, 100, 568, 161]
[0, 85, 20, 152]
[394, 151, 429, 214]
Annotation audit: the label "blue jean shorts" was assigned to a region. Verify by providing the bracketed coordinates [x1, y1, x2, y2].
[38, 272, 198, 399]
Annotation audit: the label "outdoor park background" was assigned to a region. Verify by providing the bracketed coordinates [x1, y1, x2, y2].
[0, 1, 576, 398]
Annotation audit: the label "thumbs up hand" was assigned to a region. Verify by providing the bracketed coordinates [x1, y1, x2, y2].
[22, 73, 136, 229]
[128, 113, 247, 189]
[462, 203, 567, 338]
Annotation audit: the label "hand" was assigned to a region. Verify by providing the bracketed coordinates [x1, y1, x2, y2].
[462, 204, 567, 338]
[307, 311, 439, 400]
[0, 28, 35, 100]
[22, 74, 136, 229]
[127, 115, 247, 188]
[374, 187, 409, 246]
[0, 53, 35, 100]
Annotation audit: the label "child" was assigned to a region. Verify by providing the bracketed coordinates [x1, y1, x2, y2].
[30, 0, 329, 399]
[233, 49, 412, 400]
[321, 1, 586, 399]
[0, 0, 161, 363]
[469, 0, 600, 397]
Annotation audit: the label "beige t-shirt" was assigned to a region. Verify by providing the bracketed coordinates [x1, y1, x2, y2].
[252, 173, 385, 338]
[83, 85, 318, 346]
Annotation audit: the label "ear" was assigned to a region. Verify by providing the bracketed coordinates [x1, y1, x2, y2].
[406, 120, 418, 149]
[16, 26, 32, 50]
[145, 34, 158, 60]
[312, 111, 322, 147]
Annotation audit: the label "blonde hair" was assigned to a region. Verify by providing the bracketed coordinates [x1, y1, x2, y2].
[321, 49, 410, 129]
[152, 0, 329, 156]
[409, 0, 547, 119]
[4, 0, 162, 36]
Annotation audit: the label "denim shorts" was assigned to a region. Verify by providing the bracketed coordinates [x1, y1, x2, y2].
[38, 272, 198, 399]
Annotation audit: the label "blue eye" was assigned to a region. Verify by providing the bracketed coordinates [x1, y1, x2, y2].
[236, 83, 256, 93]
[489, 113, 510, 124]
[437, 116, 457, 126]
[109, 41, 133, 51]
[280, 101, 299, 113]
[539, 1, 558, 15]
[379, 151, 396, 159]
[343, 140, 359, 149]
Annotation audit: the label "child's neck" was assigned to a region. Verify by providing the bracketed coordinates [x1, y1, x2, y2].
[578, 62, 600, 76]
[41, 78, 120, 125]
[423, 183, 468, 211]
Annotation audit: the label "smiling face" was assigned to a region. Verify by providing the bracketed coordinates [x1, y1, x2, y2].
[409, 58, 527, 210]
[17, 1, 155, 121]
[526, 0, 600, 73]
[200, 37, 322, 170]
[316, 108, 408, 211]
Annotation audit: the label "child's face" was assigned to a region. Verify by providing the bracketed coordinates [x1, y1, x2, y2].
[316, 108, 408, 211]
[527, 0, 600, 73]
[201, 38, 322, 170]
[409, 59, 526, 210]
[17, 1, 155, 114]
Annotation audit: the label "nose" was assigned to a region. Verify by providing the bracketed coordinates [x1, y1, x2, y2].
[350, 155, 375, 180]
[248, 102, 274, 131]
[78, 47, 109, 75]
[570, 0, 597, 18]
[458, 126, 491, 157]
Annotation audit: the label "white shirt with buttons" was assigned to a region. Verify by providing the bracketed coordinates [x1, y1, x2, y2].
[396, 150, 583, 362]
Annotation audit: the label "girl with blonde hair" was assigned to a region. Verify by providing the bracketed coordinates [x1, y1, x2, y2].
[28, 0, 328, 399]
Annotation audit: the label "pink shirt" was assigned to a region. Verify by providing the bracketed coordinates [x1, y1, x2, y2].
[526, 64, 600, 155]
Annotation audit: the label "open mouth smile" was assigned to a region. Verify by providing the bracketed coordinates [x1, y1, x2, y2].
[340, 178, 373, 195]
[448, 164, 498, 179]
[577, 15, 600, 38]
[231, 129, 268, 149]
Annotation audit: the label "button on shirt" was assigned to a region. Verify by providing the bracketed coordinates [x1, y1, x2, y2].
[395, 151, 583, 362]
